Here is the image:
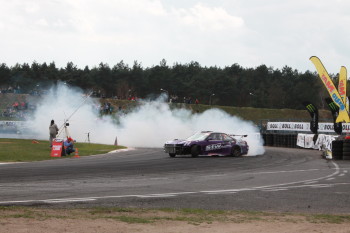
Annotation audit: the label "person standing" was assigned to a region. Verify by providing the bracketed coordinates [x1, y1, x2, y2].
[49, 120, 59, 147]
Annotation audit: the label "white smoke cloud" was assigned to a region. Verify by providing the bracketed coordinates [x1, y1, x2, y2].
[26, 84, 265, 155]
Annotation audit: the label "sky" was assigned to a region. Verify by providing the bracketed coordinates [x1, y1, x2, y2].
[1, 0, 350, 73]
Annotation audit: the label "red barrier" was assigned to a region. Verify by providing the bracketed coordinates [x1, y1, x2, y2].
[50, 138, 65, 157]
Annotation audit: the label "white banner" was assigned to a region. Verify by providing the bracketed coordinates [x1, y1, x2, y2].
[267, 122, 350, 133]
[297, 133, 338, 151]
[267, 122, 309, 131]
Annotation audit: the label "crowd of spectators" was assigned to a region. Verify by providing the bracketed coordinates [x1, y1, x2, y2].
[1, 101, 35, 120]
[0, 86, 36, 121]
[169, 95, 199, 105]
[0, 86, 22, 94]
[101, 102, 114, 114]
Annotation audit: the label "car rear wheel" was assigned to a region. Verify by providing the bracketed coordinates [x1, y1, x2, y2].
[169, 153, 176, 157]
[191, 145, 200, 157]
[232, 147, 241, 157]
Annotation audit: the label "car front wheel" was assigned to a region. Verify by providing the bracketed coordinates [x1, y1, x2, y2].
[191, 145, 200, 157]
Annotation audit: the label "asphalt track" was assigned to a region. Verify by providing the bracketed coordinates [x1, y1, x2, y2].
[0, 147, 349, 213]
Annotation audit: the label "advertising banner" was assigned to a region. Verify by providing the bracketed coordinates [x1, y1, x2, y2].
[267, 122, 350, 133]
[310, 56, 349, 122]
[267, 122, 310, 131]
[338, 66, 348, 111]
[50, 138, 65, 157]
[303, 101, 318, 134]
[325, 97, 342, 135]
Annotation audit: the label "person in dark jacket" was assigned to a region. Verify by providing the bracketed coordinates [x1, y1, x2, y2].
[49, 120, 59, 147]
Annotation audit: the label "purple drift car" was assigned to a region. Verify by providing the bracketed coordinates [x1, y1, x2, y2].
[164, 131, 249, 158]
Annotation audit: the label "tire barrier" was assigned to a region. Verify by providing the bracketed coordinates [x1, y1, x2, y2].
[332, 140, 343, 160]
[262, 134, 298, 148]
[264, 133, 350, 160]
[342, 139, 350, 160]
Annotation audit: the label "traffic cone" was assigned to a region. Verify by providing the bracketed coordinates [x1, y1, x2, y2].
[74, 148, 80, 158]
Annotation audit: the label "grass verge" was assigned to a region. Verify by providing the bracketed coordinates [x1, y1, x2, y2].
[0, 138, 126, 162]
[0, 206, 350, 225]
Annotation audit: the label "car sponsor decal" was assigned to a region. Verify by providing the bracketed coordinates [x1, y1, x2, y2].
[205, 144, 222, 151]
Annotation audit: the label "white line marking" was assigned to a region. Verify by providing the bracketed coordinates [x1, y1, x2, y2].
[120, 177, 169, 182]
[201, 161, 340, 194]
[0, 162, 25, 165]
[44, 198, 96, 203]
[326, 178, 335, 181]
[137, 195, 176, 198]
[261, 188, 288, 192]
[2, 183, 350, 205]
[206, 192, 237, 195]
[248, 169, 320, 175]
[339, 174, 345, 177]
[310, 184, 334, 188]
[108, 148, 135, 153]
[304, 181, 318, 184]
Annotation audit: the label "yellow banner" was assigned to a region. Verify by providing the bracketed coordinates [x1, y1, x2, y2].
[310, 56, 349, 123]
[339, 66, 348, 112]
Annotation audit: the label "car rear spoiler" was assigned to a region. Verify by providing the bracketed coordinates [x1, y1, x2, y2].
[229, 134, 248, 137]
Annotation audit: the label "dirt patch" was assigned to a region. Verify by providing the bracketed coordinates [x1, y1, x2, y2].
[2, 218, 350, 233]
[0, 207, 350, 233]
[0, 142, 13, 144]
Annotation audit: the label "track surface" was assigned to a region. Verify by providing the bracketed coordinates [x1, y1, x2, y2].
[0, 147, 349, 213]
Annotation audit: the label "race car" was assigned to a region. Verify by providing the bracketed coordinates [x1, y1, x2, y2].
[164, 131, 249, 157]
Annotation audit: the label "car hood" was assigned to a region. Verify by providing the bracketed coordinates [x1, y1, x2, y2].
[165, 139, 201, 145]
[165, 139, 186, 145]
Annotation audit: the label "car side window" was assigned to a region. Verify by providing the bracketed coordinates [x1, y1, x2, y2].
[223, 134, 232, 141]
[208, 133, 219, 140]
[207, 134, 214, 140]
[217, 134, 223, 141]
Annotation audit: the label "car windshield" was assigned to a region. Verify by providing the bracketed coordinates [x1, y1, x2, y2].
[186, 132, 211, 141]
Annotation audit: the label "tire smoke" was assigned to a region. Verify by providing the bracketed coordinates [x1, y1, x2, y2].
[26, 84, 265, 155]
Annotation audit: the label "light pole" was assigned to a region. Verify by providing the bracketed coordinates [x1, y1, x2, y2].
[209, 93, 215, 105]
[160, 88, 169, 102]
[249, 92, 254, 107]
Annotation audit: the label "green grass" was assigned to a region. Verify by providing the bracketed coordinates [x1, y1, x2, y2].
[306, 213, 350, 224]
[0, 138, 126, 162]
[1, 207, 350, 225]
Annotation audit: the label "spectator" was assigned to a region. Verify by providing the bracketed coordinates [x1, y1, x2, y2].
[49, 120, 59, 147]
[64, 137, 76, 155]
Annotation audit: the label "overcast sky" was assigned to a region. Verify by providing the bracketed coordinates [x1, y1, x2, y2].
[1, 0, 349, 73]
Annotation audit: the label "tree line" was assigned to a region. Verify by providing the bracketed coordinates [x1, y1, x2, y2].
[0, 59, 337, 110]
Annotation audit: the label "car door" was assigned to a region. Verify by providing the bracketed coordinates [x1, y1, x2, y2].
[221, 134, 234, 155]
[204, 133, 224, 155]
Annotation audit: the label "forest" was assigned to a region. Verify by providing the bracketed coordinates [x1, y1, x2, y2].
[0, 59, 338, 110]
